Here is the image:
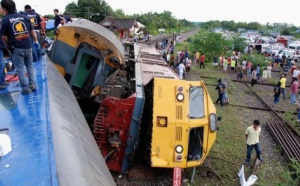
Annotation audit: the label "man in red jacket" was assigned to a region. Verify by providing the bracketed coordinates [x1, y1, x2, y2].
[200, 54, 205, 68]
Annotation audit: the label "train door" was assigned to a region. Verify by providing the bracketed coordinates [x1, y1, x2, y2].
[66, 46, 106, 91]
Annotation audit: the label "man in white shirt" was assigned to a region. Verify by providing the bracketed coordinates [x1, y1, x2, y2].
[178, 62, 185, 79]
[244, 120, 262, 165]
[167, 53, 170, 63]
[251, 68, 257, 87]
[242, 59, 247, 73]
[293, 68, 300, 80]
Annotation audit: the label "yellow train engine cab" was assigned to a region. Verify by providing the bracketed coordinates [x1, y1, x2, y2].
[139, 78, 217, 169]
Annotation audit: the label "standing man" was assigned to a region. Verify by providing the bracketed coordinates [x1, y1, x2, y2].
[178, 62, 185, 80]
[256, 64, 260, 81]
[23, 5, 44, 62]
[23, 5, 45, 35]
[213, 54, 218, 68]
[292, 67, 300, 82]
[200, 53, 205, 69]
[273, 81, 281, 106]
[53, 9, 63, 34]
[279, 74, 286, 99]
[0, 0, 39, 94]
[289, 77, 299, 104]
[195, 51, 200, 64]
[215, 79, 225, 107]
[251, 68, 257, 87]
[244, 120, 262, 165]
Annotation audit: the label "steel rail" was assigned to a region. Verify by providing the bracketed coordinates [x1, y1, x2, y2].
[240, 82, 300, 161]
[274, 121, 300, 160]
[266, 121, 294, 159]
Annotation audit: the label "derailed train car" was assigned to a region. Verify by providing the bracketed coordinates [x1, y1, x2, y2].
[50, 19, 218, 179]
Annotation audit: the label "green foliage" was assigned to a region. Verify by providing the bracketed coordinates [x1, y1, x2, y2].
[64, 1, 194, 35]
[129, 11, 194, 34]
[201, 20, 222, 30]
[189, 30, 232, 62]
[113, 9, 126, 18]
[201, 20, 263, 31]
[64, 0, 113, 23]
[240, 53, 269, 67]
[230, 36, 247, 52]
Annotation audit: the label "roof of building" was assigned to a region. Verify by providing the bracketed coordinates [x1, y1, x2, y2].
[99, 17, 137, 29]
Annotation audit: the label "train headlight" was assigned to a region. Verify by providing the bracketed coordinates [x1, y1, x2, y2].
[209, 114, 217, 132]
[176, 93, 184, 102]
[175, 145, 183, 153]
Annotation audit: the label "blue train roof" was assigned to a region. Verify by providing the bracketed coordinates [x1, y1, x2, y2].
[0, 58, 58, 185]
[0, 57, 115, 186]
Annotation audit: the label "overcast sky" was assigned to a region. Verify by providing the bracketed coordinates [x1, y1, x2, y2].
[14, 0, 300, 26]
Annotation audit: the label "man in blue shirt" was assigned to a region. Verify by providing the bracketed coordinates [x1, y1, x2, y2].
[23, 5, 44, 35]
[0, 18, 6, 89]
[0, 0, 39, 94]
[23, 5, 44, 62]
[53, 9, 63, 34]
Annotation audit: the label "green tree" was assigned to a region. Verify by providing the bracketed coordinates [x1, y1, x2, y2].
[231, 37, 247, 52]
[64, 0, 113, 23]
[113, 9, 126, 18]
[64, 2, 79, 16]
[201, 20, 222, 30]
[221, 20, 236, 31]
[247, 22, 261, 30]
[64, 1, 195, 34]
[189, 30, 232, 62]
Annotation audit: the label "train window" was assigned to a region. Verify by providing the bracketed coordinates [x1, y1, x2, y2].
[187, 127, 204, 161]
[189, 87, 204, 118]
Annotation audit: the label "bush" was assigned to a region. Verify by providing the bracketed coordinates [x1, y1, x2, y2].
[189, 30, 232, 62]
[240, 53, 269, 68]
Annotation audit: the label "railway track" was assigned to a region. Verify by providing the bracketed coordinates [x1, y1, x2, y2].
[201, 74, 300, 162]
[266, 121, 300, 161]
[241, 81, 300, 162]
[140, 28, 199, 46]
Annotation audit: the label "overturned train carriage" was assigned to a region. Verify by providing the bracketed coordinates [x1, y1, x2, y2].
[130, 44, 218, 168]
[50, 19, 217, 175]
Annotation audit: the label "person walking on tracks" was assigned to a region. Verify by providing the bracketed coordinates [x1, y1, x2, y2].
[279, 74, 286, 99]
[244, 120, 262, 165]
[251, 68, 258, 87]
[178, 62, 185, 80]
[289, 77, 299, 105]
[215, 79, 225, 107]
[273, 81, 281, 106]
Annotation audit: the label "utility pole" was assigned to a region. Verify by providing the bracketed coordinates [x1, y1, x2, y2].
[85, 6, 92, 20]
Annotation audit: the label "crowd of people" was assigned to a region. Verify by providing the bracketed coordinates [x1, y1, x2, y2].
[156, 37, 192, 80]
